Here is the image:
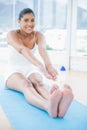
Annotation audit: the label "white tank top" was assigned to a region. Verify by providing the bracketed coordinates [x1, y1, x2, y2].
[8, 44, 37, 68]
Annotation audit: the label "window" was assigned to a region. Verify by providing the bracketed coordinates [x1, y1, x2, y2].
[76, 0, 87, 54]
[37, 0, 68, 51]
[0, 0, 13, 46]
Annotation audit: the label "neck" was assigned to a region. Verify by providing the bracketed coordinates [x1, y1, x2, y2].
[20, 30, 34, 38]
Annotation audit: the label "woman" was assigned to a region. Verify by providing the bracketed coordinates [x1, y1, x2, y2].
[5, 8, 73, 118]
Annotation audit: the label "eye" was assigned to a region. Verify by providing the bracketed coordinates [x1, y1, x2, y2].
[31, 18, 35, 22]
[24, 19, 29, 22]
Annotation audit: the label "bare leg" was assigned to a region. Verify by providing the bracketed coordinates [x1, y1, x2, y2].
[29, 73, 67, 117]
[58, 84, 74, 118]
[6, 73, 62, 118]
[29, 73, 63, 118]
[28, 73, 50, 100]
[6, 73, 49, 110]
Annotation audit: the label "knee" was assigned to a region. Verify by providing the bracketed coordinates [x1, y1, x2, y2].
[35, 79, 43, 87]
[33, 73, 43, 81]
[21, 79, 32, 88]
[29, 73, 43, 87]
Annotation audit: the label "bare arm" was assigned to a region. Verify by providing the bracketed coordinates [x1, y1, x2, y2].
[36, 32, 52, 67]
[36, 32, 58, 80]
[7, 31, 42, 67]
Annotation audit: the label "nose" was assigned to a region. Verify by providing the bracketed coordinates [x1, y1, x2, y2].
[27, 21, 32, 26]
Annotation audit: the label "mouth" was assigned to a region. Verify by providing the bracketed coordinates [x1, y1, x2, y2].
[27, 27, 32, 29]
[26, 27, 33, 32]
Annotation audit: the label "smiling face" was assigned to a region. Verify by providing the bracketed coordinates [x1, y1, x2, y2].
[18, 13, 35, 34]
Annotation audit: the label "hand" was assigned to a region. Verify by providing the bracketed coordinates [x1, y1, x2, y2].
[38, 64, 53, 79]
[46, 64, 58, 80]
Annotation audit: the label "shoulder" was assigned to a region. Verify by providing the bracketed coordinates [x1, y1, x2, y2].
[7, 30, 20, 45]
[35, 31, 44, 37]
[35, 31, 45, 42]
[7, 30, 20, 42]
[7, 29, 20, 37]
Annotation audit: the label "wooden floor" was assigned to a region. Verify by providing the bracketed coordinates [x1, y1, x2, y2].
[0, 106, 13, 130]
[66, 71, 87, 106]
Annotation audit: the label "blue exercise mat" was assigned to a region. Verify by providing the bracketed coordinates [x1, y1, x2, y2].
[0, 76, 87, 130]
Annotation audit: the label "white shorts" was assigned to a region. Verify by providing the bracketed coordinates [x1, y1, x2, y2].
[4, 65, 40, 86]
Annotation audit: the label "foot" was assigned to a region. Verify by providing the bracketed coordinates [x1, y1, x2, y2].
[49, 85, 62, 118]
[58, 84, 74, 118]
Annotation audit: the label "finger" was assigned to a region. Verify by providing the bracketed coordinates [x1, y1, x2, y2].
[49, 71, 55, 77]
[46, 74, 53, 79]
